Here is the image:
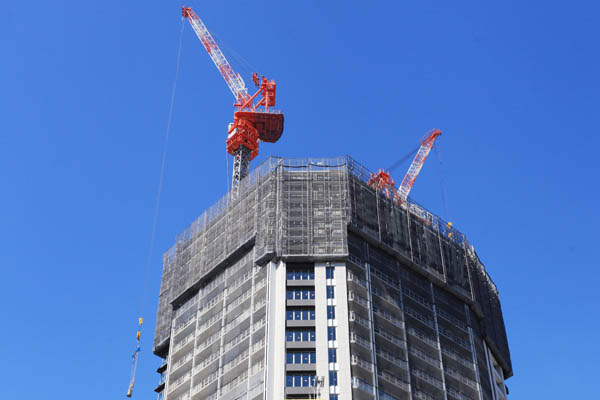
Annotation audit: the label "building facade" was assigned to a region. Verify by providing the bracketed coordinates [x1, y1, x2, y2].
[153, 156, 512, 400]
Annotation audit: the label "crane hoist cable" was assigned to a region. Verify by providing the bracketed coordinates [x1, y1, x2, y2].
[127, 16, 185, 399]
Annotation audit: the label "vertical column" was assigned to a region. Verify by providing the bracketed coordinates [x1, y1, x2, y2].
[246, 263, 257, 396]
[482, 341, 498, 400]
[395, 274, 413, 400]
[465, 306, 484, 400]
[430, 283, 449, 400]
[216, 270, 230, 398]
[265, 260, 286, 400]
[163, 323, 176, 400]
[364, 262, 380, 400]
[335, 262, 352, 400]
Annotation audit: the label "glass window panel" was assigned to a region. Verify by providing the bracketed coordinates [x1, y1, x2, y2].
[294, 310, 301, 320]
[310, 310, 315, 320]
[302, 310, 308, 320]
[329, 371, 338, 386]
[287, 353, 293, 363]
[287, 271, 293, 280]
[302, 352, 309, 364]
[302, 290, 309, 300]
[302, 270, 309, 280]
[328, 327, 336, 340]
[310, 352, 316, 363]
[310, 290, 315, 299]
[309, 271, 315, 280]
[295, 331, 302, 341]
[302, 375, 309, 387]
[310, 331, 316, 341]
[286, 311, 293, 320]
[294, 353, 301, 363]
[287, 290, 293, 300]
[302, 331, 309, 341]
[286, 375, 293, 387]
[295, 271, 302, 280]
[286, 331, 293, 341]
[294, 375, 301, 387]
[328, 348, 337, 363]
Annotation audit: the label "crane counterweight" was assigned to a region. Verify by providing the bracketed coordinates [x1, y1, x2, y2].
[182, 6, 284, 198]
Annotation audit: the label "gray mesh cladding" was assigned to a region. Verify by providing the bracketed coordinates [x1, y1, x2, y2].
[154, 156, 511, 377]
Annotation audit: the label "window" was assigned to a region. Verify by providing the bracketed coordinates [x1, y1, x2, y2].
[302, 331, 309, 341]
[309, 271, 315, 279]
[286, 331, 293, 341]
[296, 331, 303, 341]
[310, 310, 315, 320]
[287, 290, 294, 300]
[327, 286, 335, 299]
[294, 310, 302, 320]
[286, 311, 293, 320]
[310, 331, 316, 341]
[302, 375, 310, 387]
[328, 326, 337, 341]
[328, 348, 337, 363]
[294, 375, 301, 387]
[302, 270, 309, 280]
[286, 375, 293, 387]
[326, 266, 335, 279]
[329, 371, 338, 386]
[286, 351, 316, 364]
[330, 396, 339, 400]
[327, 306, 335, 319]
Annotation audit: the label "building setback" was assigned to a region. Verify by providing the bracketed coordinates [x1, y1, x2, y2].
[153, 156, 512, 400]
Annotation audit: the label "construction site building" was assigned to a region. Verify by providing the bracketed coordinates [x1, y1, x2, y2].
[153, 156, 512, 400]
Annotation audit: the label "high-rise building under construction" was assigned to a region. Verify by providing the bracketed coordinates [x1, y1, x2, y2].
[153, 156, 512, 400]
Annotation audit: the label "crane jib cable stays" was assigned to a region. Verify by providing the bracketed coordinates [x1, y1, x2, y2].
[181, 6, 284, 200]
[126, 16, 185, 399]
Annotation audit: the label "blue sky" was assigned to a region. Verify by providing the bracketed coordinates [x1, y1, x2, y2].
[1, 0, 598, 398]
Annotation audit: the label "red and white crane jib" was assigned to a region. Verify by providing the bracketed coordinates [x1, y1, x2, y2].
[397, 129, 442, 201]
[182, 7, 250, 104]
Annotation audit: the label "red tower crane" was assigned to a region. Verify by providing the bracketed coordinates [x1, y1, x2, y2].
[369, 129, 442, 203]
[182, 6, 284, 198]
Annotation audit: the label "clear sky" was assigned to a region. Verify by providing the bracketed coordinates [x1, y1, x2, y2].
[1, 0, 598, 398]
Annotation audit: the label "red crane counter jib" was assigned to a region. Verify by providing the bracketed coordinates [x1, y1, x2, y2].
[182, 6, 284, 162]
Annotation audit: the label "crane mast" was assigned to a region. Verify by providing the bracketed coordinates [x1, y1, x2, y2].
[182, 7, 284, 199]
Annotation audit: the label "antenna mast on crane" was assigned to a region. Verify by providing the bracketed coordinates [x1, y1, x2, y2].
[182, 7, 284, 199]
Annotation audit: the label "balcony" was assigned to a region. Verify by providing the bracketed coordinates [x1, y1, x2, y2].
[407, 327, 438, 349]
[378, 370, 409, 392]
[351, 354, 374, 372]
[409, 346, 441, 369]
[412, 368, 443, 390]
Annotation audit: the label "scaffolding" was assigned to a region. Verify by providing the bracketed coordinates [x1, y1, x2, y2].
[154, 155, 511, 377]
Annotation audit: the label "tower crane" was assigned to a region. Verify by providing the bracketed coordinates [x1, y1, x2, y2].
[182, 7, 284, 199]
[368, 129, 442, 203]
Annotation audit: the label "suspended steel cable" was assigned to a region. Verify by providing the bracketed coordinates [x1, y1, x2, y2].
[127, 17, 185, 398]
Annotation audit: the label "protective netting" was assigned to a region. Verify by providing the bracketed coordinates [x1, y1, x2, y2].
[154, 156, 511, 377]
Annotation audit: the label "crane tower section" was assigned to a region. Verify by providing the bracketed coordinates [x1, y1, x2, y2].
[182, 7, 284, 199]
